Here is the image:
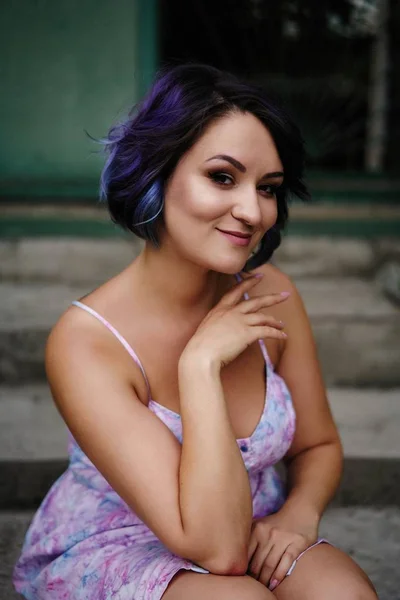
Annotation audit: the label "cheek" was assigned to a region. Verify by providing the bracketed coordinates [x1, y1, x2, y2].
[165, 175, 224, 224]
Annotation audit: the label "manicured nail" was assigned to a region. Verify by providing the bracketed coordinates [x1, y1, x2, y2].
[254, 273, 263, 278]
[279, 320, 285, 326]
[281, 332, 288, 338]
[280, 291, 291, 297]
[269, 579, 279, 591]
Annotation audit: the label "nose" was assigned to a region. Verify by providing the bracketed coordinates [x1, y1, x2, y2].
[230, 187, 263, 228]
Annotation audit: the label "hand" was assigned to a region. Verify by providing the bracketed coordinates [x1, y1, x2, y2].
[181, 273, 289, 371]
[246, 509, 319, 591]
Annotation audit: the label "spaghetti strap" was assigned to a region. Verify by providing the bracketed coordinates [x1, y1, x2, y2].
[71, 300, 151, 397]
[234, 272, 273, 370]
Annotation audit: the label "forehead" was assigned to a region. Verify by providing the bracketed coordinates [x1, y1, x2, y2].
[185, 110, 283, 171]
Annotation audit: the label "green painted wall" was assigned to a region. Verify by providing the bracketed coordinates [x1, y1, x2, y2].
[0, 0, 157, 199]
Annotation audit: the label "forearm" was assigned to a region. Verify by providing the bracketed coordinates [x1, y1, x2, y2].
[177, 353, 253, 573]
[282, 440, 343, 522]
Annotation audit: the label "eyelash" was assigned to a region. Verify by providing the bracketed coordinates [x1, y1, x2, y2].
[208, 171, 280, 197]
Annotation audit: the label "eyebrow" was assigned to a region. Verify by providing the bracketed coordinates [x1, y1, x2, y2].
[205, 154, 284, 179]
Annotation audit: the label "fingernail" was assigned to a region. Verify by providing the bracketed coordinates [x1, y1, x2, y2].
[269, 579, 279, 591]
[254, 273, 263, 279]
[281, 332, 288, 338]
[279, 320, 285, 326]
[280, 291, 290, 297]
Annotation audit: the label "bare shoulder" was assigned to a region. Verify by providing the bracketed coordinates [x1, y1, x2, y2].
[47, 305, 119, 372]
[45, 303, 148, 404]
[248, 262, 305, 322]
[250, 262, 296, 293]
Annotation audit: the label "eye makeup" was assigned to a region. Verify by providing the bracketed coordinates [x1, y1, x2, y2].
[207, 170, 282, 197]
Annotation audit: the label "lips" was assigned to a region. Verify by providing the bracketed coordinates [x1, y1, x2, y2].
[216, 229, 252, 239]
[217, 229, 252, 247]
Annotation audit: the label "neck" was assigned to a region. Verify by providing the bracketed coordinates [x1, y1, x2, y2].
[133, 242, 237, 319]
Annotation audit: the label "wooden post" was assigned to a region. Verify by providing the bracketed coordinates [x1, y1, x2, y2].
[365, 0, 389, 172]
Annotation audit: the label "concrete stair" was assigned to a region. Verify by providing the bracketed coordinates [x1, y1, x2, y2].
[1, 236, 399, 387]
[0, 384, 399, 509]
[1, 383, 400, 598]
[1, 276, 399, 386]
[1, 383, 399, 598]
[1, 235, 399, 597]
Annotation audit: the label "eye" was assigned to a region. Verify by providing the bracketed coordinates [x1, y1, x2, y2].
[208, 171, 234, 186]
[258, 184, 280, 197]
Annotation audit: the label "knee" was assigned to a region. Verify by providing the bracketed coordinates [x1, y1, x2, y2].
[335, 579, 378, 600]
[163, 571, 274, 600]
[228, 575, 274, 600]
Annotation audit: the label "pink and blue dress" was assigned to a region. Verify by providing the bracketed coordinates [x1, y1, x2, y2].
[14, 273, 327, 599]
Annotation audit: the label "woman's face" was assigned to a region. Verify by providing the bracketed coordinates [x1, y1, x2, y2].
[160, 110, 284, 274]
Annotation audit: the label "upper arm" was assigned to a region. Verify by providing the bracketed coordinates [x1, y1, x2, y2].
[45, 314, 187, 555]
[257, 265, 341, 459]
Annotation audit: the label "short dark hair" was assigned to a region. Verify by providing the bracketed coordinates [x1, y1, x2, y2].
[100, 63, 309, 270]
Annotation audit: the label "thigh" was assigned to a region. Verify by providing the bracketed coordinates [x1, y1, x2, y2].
[273, 543, 378, 600]
[162, 570, 275, 600]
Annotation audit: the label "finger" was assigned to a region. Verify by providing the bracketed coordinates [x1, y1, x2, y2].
[219, 274, 264, 308]
[247, 534, 258, 563]
[247, 519, 263, 566]
[247, 536, 259, 564]
[268, 545, 300, 591]
[251, 325, 287, 341]
[248, 540, 273, 580]
[245, 313, 285, 330]
[258, 543, 290, 587]
[239, 291, 291, 314]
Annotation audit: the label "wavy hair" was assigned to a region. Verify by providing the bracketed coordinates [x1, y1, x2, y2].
[100, 63, 309, 270]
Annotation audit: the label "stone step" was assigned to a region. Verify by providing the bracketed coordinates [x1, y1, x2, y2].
[1, 237, 400, 283]
[0, 277, 399, 386]
[0, 385, 399, 508]
[1, 385, 399, 461]
[1, 507, 399, 600]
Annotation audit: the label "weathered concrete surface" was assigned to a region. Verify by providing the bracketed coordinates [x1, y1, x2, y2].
[319, 507, 400, 600]
[274, 236, 400, 280]
[1, 385, 399, 461]
[274, 237, 377, 278]
[0, 238, 141, 285]
[2, 457, 399, 510]
[1, 237, 400, 284]
[0, 385, 67, 460]
[295, 278, 399, 319]
[295, 277, 400, 385]
[329, 388, 400, 458]
[0, 283, 87, 382]
[0, 385, 400, 508]
[1, 508, 399, 600]
[310, 321, 400, 387]
[0, 277, 399, 385]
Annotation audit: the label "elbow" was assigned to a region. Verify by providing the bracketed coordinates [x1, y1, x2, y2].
[174, 526, 251, 576]
[206, 555, 248, 576]
[188, 546, 249, 577]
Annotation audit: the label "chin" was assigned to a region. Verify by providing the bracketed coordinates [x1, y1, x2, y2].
[207, 255, 249, 275]
[183, 242, 250, 274]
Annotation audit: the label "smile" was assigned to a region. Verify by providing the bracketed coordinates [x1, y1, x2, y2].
[216, 229, 252, 247]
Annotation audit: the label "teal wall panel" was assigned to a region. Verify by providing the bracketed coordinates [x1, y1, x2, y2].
[0, 0, 143, 198]
[137, 0, 159, 99]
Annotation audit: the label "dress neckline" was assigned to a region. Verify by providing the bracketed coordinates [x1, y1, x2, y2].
[148, 358, 270, 445]
[71, 271, 274, 444]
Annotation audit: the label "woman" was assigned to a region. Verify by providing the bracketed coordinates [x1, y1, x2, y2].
[14, 63, 377, 599]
